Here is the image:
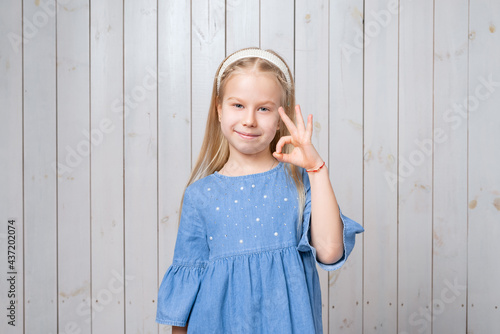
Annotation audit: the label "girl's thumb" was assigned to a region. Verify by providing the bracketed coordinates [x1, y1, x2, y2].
[273, 152, 287, 163]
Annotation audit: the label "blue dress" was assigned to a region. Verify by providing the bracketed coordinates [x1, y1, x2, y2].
[156, 162, 364, 333]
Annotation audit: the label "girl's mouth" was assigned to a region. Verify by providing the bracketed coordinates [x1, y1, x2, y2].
[235, 130, 259, 139]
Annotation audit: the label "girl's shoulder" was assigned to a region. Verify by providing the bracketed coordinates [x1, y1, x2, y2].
[183, 171, 233, 202]
[184, 174, 215, 197]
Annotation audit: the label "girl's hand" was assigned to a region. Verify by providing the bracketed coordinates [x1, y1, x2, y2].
[273, 105, 324, 170]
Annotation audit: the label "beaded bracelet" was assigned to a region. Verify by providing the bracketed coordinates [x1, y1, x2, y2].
[306, 161, 326, 173]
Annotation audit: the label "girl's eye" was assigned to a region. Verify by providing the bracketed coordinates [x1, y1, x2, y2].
[259, 107, 270, 112]
[234, 104, 244, 109]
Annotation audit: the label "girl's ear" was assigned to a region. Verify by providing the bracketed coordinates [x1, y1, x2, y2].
[217, 104, 222, 121]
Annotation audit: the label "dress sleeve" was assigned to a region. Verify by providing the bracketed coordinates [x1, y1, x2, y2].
[156, 186, 209, 326]
[297, 168, 364, 271]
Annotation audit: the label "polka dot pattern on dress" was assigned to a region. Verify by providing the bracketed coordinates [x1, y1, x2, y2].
[204, 165, 301, 257]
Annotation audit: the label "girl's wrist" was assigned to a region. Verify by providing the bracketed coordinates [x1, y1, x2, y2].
[306, 161, 326, 173]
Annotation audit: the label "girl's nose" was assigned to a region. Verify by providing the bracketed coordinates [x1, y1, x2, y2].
[242, 109, 257, 127]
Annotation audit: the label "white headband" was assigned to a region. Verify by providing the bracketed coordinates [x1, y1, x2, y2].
[216, 48, 292, 94]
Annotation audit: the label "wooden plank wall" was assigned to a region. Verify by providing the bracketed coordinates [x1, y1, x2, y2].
[1, 1, 499, 333]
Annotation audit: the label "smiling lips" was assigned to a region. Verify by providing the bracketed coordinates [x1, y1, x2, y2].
[235, 130, 259, 139]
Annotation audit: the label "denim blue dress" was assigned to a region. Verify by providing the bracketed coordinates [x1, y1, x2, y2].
[156, 162, 364, 333]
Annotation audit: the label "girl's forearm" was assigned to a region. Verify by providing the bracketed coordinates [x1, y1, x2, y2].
[307, 165, 344, 264]
[172, 325, 188, 334]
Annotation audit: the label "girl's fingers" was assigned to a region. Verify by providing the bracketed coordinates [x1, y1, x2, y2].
[279, 105, 315, 148]
[278, 107, 298, 137]
[275, 135, 292, 154]
[273, 151, 291, 163]
[295, 105, 307, 134]
[306, 113, 313, 137]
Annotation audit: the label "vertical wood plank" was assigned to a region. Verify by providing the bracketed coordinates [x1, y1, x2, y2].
[90, 0, 125, 332]
[260, 0, 295, 75]
[363, 0, 399, 333]
[468, 1, 500, 333]
[56, 1, 91, 333]
[123, 0, 158, 332]
[158, 0, 192, 332]
[328, 0, 364, 332]
[0, 1, 24, 333]
[191, 0, 225, 161]
[433, 0, 469, 332]
[294, 0, 330, 331]
[23, 0, 58, 332]
[226, 0, 259, 54]
[397, 0, 433, 333]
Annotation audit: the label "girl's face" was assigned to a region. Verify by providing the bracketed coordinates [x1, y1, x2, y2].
[217, 71, 283, 160]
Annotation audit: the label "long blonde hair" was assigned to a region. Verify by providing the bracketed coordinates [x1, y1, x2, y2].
[179, 48, 306, 237]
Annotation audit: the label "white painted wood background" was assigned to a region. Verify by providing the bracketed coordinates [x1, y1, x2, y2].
[1, 0, 499, 333]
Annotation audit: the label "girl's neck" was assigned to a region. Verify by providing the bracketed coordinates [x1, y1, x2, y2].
[219, 155, 278, 177]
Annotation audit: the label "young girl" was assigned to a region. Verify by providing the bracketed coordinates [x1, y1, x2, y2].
[156, 48, 364, 333]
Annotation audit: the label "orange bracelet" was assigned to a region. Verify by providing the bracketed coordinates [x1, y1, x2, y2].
[306, 161, 326, 173]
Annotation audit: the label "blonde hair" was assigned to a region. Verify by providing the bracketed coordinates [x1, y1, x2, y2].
[179, 48, 306, 238]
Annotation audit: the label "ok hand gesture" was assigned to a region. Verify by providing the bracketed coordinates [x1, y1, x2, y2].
[273, 105, 324, 171]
